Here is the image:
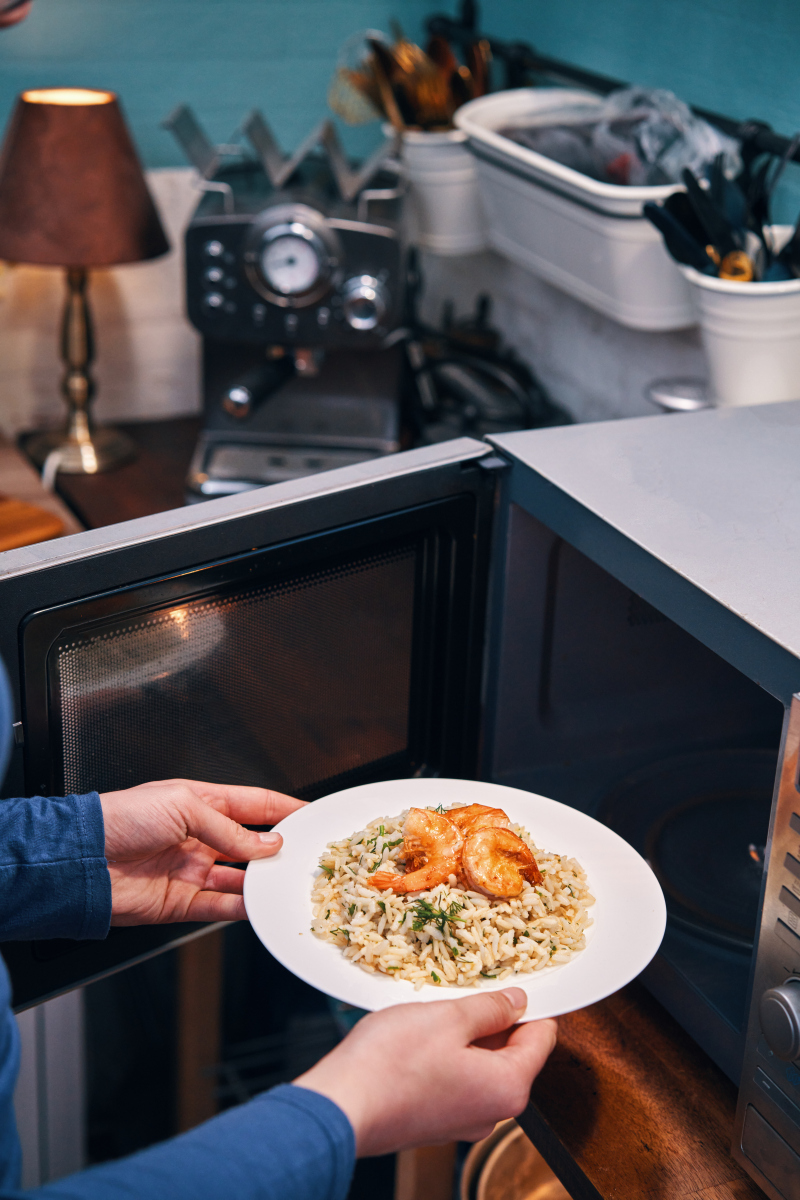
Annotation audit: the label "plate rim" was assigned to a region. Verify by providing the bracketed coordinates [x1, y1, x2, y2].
[244, 778, 666, 1020]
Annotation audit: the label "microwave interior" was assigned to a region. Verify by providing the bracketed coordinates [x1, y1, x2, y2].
[487, 503, 784, 1083]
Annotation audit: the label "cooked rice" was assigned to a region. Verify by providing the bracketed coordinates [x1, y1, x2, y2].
[311, 803, 594, 990]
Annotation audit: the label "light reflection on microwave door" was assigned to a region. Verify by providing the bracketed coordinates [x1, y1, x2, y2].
[56, 607, 225, 698]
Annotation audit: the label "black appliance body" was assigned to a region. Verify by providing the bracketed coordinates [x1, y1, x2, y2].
[183, 159, 406, 498]
[4, 404, 800, 1198]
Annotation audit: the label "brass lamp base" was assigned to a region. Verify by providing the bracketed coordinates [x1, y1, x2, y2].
[26, 424, 136, 475]
[27, 265, 138, 476]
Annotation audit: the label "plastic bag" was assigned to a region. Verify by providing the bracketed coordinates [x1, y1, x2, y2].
[590, 87, 741, 186]
[503, 86, 741, 187]
[506, 124, 604, 180]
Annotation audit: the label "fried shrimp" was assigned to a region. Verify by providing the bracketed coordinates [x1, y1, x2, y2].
[448, 803, 510, 836]
[461, 826, 543, 897]
[370, 807, 464, 893]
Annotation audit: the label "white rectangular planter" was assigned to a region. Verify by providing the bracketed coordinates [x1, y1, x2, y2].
[455, 89, 696, 331]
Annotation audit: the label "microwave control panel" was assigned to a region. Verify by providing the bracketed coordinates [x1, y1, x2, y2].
[735, 693, 800, 1200]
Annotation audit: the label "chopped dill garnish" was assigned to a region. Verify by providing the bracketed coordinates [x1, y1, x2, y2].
[386, 965, 400, 971]
[348, 903, 356, 917]
[379, 825, 385, 836]
[431, 971, 441, 983]
[411, 898, 463, 935]
[325, 909, 330, 920]
[399, 912, 407, 926]
[386, 838, 403, 850]
[331, 928, 350, 939]
[319, 865, 334, 877]
[431, 804, 446, 814]
[549, 942, 556, 957]
[377, 901, 386, 913]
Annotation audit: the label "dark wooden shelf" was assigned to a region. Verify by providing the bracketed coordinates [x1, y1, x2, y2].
[520, 981, 761, 1200]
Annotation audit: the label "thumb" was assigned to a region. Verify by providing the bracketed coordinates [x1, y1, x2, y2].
[456, 988, 529, 1044]
[183, 798, 282, 861]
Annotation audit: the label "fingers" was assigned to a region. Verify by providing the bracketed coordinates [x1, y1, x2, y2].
[204, 864, 246, 894]
[454, 987, 529, 1043]
[178, 781, 307, 826]
[502, 1016, 558, 1060]
[473, 1028, 514, 1051]
[493, 1017, 558, 1086]
[182, 800, 286, 864]
[184, 891, 246, 922]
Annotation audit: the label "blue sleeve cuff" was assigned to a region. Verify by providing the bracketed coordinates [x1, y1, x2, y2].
[25, 1083, 355, 1200]
[0, 792, 111, 941]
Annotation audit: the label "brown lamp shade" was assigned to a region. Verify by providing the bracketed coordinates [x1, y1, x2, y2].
[0, 87, 169, 266]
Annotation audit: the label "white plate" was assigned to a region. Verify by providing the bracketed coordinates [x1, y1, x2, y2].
[244, 778, 666, 1021]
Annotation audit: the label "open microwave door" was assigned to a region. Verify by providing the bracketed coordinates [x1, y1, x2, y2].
[0, 438, 497, 1007]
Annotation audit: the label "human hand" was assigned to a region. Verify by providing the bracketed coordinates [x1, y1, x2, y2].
[99, 779, 305, 925]
[294, 988, 557, 1156]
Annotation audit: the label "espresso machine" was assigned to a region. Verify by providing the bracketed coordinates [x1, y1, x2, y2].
[165, 107, 406, 498]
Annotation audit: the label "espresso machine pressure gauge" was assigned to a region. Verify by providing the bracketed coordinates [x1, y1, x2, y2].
[244, 204, 341, 308]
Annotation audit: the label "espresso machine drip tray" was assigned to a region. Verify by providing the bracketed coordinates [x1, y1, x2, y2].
[598, 749, 777, 951]
[192, 441, 380, 493]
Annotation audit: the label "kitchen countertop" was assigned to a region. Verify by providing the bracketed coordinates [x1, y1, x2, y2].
[38, 416, 764, 1200]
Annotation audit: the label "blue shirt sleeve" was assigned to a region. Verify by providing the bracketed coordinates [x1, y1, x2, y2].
[0, 792, 110, 941]
[7, 1084, 355, 1200]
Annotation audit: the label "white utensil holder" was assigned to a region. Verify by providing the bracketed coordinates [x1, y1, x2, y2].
[399, 127, 487, 256]
[681, 231, 800, 407]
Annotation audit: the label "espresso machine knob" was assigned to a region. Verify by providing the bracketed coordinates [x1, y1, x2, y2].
[341, 275, 387, 331]
[760, 980, 800, 1060]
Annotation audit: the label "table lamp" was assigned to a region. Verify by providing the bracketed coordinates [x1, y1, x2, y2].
[0, 88, 169, 473]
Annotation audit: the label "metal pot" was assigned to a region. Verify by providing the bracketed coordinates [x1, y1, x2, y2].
[460, 1121, 573, 1200]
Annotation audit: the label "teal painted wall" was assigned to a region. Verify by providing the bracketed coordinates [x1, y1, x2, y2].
[481, 0, 800, 221]
[0, 0, 434, 167]
[0, 0, 796, 213]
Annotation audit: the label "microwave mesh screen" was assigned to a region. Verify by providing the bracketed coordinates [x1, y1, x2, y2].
[53, 544, 417, 796]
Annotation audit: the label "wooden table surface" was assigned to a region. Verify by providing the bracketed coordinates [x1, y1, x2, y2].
[28, 417, 763, 1200]
[521, 982, 761, 1200]
[34, 416, 202, 530]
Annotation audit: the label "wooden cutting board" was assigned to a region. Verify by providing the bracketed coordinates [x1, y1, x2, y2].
[0, 434, 81, 550]
[0, 493, 64, 552]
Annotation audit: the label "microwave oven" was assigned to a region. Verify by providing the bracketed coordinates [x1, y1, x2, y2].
[2, 402, 800, 1198]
